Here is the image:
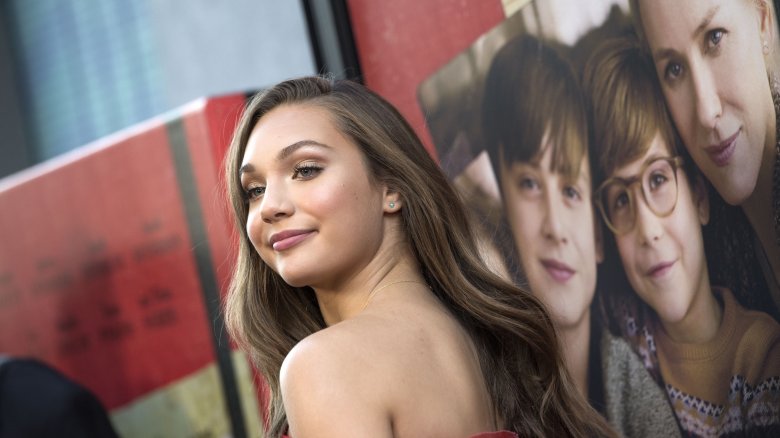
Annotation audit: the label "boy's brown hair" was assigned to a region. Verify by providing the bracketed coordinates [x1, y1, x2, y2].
[482, 34, 587, 186]
[582, 35, 689, 183]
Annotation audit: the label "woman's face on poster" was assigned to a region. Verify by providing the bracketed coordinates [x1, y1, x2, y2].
[638, 0, 775, 205]
[499, 138, 601, 330]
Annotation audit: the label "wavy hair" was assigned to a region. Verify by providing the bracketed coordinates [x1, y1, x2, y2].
[223, 76, 614, 437]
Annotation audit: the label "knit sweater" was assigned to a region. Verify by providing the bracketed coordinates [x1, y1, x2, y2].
[654, 288, 780, 437]
[601, 329, 681, 437]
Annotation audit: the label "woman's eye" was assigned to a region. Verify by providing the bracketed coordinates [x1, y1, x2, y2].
[664, 61, 683, 81]
[706, 29, 724, 50]
[244, 186, 265, 202]
[292, 164, 323, 180]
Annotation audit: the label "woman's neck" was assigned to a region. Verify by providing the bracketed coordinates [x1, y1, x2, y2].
[312, 247, 422, 326]
[557, 310, 591, 399]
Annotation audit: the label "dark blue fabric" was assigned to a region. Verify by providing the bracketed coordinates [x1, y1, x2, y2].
[0, 358, 118, 438]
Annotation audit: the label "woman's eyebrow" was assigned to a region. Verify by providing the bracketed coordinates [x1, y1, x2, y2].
[239, 162, 255, 176]
[693, 6, 719, 40]
[652, 6, 719, 62]
[239, 140, 331, 176]
[276, 140, 331, 161]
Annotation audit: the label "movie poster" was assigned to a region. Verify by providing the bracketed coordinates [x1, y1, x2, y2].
[0, 95, 263, 437]
[418, 1, 780, 436]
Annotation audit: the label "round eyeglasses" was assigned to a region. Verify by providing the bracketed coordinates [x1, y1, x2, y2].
[594, 156, 684, 235]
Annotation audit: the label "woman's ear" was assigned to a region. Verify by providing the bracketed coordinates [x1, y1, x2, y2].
[693, 175, 710, 226]
[758, 0, 774, 50]
[383, 189, 402, 213]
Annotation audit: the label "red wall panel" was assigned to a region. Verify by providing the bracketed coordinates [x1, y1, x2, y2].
[347, 0, 505, 158]
[0, 95, 246, 411]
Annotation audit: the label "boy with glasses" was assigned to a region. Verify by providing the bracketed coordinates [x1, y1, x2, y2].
[585, 35, 780, 436]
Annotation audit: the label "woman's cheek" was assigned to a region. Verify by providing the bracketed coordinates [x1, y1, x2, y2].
[246, 209, 264, 252]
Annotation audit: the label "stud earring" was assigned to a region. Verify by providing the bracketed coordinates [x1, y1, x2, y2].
[389, 201, 395, 209]
[764, 39, 770, 54]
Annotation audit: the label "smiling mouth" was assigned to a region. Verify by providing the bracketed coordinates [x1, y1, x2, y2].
[269, 230, 315, 251]
[646, 260, 676, 278]
[705, 129, 739, 167]
[541, 259, 575, 283]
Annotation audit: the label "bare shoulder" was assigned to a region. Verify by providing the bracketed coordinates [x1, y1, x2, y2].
[282, 320, 386, 385]
[280, 319, 396, 438]
[280, 314, 416, 396]
[281, 302, 492, 437]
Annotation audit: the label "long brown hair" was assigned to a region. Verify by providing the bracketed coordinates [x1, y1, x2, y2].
[224, 76, 614, 437]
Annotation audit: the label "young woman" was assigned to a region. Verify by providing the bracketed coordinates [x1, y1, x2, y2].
[629, 0, 780, 319]
[223, 76, 613, 438]
[482, 34, 679, 437]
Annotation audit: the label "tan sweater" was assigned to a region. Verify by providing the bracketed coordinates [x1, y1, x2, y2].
[655, 288, 780, 437]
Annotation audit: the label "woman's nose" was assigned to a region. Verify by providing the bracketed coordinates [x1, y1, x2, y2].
[691, 60, 722, 132]
[260, 184, 294, 223]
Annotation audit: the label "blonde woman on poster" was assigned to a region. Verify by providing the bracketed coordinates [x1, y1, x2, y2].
[586, 35, 780, 437]
[629, 0, 780, 319]
[481, 34, 679, 437]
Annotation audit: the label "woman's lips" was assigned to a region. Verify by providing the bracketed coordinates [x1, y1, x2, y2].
[269, 230, 315, 251]
[541, 259, 575, 283]
[705, 130, 739, 167]
[646, 260, 676, 279]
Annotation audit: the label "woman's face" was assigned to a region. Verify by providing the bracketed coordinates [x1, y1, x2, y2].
[239, 104, 389, 289]
[612, 135, 710, 339]
[500, 139, 601, 331]
[638, 0, 775, 205]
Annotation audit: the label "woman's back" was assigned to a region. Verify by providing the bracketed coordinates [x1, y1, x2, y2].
[281, 282, 495, 438]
